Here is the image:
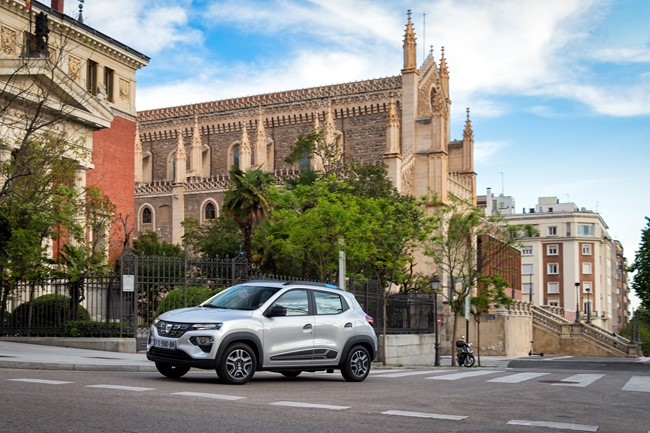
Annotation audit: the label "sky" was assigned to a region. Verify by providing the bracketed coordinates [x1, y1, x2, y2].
[70, 0, 648, 306]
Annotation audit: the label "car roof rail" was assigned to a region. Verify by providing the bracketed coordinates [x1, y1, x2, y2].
[283, 281, 341, 290]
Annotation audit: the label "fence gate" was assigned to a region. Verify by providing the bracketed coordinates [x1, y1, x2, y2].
[119, 251, 250, 350]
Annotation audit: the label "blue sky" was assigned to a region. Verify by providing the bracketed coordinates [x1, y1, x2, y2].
[75, 0, 649, 305]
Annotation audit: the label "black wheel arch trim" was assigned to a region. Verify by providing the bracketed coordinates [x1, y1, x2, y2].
[340, 336, 377, 365]
[215, 332, 264, 369]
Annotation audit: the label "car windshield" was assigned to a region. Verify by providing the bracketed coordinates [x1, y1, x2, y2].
[201, 285, 280, 311]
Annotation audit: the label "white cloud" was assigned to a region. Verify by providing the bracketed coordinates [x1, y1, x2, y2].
[474, 140, 509, 164]
[550, 82, 650, 116]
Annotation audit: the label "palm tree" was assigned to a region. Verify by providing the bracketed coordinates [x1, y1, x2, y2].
[223, 166, 273, 261]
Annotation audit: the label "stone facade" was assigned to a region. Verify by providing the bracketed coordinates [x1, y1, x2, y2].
[0, 0, 149, 263]
[135, 11, 476, 251]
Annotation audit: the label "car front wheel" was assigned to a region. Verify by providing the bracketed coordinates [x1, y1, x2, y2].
[216, 342, 256, 385]
[341, 345, 371, 382]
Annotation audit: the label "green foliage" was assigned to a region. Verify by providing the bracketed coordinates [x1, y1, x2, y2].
[156, 286, 220, 316]
[182, 215, 241, 258]
[223, 166, 273, 260]
[133, 230, 183, 257]
[629, 217, 650, 309]
[285, 129, 344, 174]
[11, 293, 90, 328]
[471, 275, 513, 317]
[63, 320, 133, 338]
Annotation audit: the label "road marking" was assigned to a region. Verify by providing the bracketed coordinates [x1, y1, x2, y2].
[507, 419, 598, 432]
[427, 370, 500, 380]
[270, 401, 349, 410]
[373, 370, 452, 378]
[85, 384, 155, 392]
[622, 376, 650, 393]
[173, 392, 246, 400]
[7, 378, 72, 385]
[370, 369, 414, 375]
[551, 374, 604, 388]
[488, 372, 550, 383]
[382, 410, 466, 421]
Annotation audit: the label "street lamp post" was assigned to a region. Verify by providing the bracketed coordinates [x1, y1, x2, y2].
[585, 286, 591, 324]
[574, 282, 580, 323]
[431, 276, 441, 366]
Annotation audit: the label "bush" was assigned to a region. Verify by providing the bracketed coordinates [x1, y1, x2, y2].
[155, 286, 220, 317]
[64, 320, 133, 338]
[11, 293, 90, 329]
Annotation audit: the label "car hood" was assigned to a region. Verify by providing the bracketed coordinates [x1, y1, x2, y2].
[158, 307, 254, 323]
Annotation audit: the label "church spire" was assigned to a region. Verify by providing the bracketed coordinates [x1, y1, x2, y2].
[386, 94, 400, 154]
[239, 123, 252, 170]
[463, 107, 473, 142]
[439, 46, 449, 77]
[174, 129, 186, 183]
[402, 9, 417, 73]
[190, 115, 203, 177]
[255, 107, 267, 170]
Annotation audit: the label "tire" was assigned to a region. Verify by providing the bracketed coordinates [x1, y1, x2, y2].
[155, 362, 190, 378]
[463, 354, 475, 368]
[280, 370, 302, 378]
[216, 342, 257, 385]
[341, 345, 371, 382]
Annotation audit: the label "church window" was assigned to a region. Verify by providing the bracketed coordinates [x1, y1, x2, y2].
[142, 207, 152, 224]
[87, 60, 98, 95]
[204, 202, 216, 221]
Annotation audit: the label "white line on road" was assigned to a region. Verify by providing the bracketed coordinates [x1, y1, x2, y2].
[622, 376, 650, 393]
[382, 410, 466, 421]
[85, 384, 155, 392]
[373, 370, 452, 378]
[7, 378, 73, 385]
[487, 372, 550, 383]
[507, 419, 598, 432]
[173, 392, 246, 400]
[551, 374, 604, 388]
[270, 401, 349, 410]
[427, 370, 500, 380]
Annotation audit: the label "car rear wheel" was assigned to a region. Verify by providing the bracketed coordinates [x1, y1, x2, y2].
[216, 342, 256, 385]
[155, 362, 190, 378]
[341, 345, 371, 382]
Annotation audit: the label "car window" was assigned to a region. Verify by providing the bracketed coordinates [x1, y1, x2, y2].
[314, 291, 347, 315]
[203, 285, 280, 310]
[273, 289, 309, 316]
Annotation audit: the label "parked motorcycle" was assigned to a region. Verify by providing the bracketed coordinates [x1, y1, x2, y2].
[455, 337, 475, 367]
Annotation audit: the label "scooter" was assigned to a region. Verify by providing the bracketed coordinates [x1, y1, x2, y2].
[455, 338, 475, 367]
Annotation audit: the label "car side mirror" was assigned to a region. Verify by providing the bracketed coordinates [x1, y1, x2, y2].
[265, 304, 287, 317]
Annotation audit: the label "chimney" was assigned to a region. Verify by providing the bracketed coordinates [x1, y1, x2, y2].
[51, 0, 64, 13]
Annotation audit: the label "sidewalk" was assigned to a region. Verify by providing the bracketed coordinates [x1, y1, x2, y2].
[0, 341, 517, 372]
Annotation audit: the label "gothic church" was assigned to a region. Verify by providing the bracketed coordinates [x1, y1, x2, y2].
[134, 11, 476, 245]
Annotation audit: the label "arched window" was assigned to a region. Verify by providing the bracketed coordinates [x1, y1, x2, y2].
[142, 207, 152, 224]
[233, 144, 240, 168]
[204, 202, 216, 221]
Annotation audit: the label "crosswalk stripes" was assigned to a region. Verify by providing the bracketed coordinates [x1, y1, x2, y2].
[426, 370, 500, 380]
[487, 372, 550, 383]
[551, 374, 605, 388]
[622, 376, 650, 393]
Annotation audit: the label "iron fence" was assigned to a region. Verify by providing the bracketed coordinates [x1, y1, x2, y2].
[1, 254, 436, 346]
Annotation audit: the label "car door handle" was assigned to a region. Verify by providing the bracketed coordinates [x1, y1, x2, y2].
[344, 322, 353, 329]
[303, 324, 313, 333]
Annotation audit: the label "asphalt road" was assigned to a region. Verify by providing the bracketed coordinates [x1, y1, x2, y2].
[1, 362, 648, 433]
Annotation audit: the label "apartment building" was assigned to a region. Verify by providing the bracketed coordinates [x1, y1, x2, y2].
[499, 196, 625, 332]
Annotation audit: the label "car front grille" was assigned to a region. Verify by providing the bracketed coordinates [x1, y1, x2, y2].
[155, 321, 192, 338]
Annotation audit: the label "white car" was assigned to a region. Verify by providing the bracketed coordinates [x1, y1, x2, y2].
[147, 280, 378, 384]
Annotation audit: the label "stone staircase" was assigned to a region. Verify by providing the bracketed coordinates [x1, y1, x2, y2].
[531, 305, 640, 358]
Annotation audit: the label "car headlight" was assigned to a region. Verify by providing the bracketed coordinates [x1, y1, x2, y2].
[192, 323, 222, 331]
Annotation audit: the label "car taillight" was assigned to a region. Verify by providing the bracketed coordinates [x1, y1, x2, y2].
[365, 314, 374, 326]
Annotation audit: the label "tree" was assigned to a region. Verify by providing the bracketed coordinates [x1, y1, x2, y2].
[424, 196, 528, 365]
[132, 231, 183, 257]
[182, 215, 241, 258]
[470, 275, 512, 366]
[629, 217, 650, 309]
[285, 128, 344, 175]
[223, 166, 273, 261]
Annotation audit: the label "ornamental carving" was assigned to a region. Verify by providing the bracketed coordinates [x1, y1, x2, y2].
[1, 27, 17, 56]
[68, 56, 81, 82]
[119, 78, 130, 101]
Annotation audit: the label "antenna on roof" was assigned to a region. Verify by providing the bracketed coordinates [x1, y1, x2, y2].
[422, 13, 426, 61]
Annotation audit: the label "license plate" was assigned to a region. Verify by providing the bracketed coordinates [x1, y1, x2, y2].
[153, 337, 177, 350]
